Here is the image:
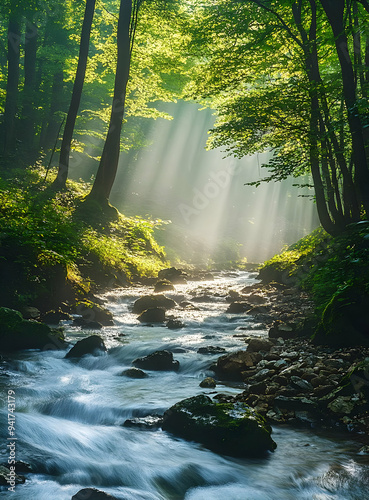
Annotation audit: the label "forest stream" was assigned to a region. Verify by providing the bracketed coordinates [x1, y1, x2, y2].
[1, 271, 369, 500]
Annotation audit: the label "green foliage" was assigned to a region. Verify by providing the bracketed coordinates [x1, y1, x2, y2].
[260, 223, 369, 316]
[0, 166, 167, 307]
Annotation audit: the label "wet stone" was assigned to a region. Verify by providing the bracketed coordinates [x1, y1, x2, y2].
[290, 376, 314, 393]
[199, 377, 217, 388]
[246, 338, 274, 353]
[120, 368, 148, 379]
[197, 346, 226, 355]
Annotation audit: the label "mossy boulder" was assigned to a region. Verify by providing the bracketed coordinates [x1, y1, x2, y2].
[313, 287, 369, 346]
[132, 294, 177, 314]
[162, 394, 276, 457]
[0, 307, 66, 352]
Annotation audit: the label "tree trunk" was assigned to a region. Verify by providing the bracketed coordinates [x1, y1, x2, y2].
[42, 70, 64, 149]
[22, 19, 38, 149]
[320, 0, 369, 218]
[86, 0, 132, 205]
[3, 16, 21, 156]
[54, 0, 96, 189]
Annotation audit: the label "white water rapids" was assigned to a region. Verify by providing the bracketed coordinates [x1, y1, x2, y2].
[1, 272, 368, 499]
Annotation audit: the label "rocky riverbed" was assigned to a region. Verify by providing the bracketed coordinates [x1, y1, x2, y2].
[215, 278, 369, 441]
[2, 268, 369, 499]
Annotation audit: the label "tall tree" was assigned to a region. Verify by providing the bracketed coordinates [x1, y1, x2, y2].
[319, 0, 369, 218]
[3, 13, 21, 155]
[21, 16, 39, 149]
[85, 0, 135, 206]
[185, 0, 368, 235]
[53, 0, 96, 189]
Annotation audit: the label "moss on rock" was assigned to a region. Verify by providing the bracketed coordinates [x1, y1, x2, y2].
[162, 394, 276, 457]
[0, 307, 66, 351]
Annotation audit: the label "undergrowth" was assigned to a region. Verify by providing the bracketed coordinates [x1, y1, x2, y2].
[260, 223, 369, 315]
[0, 165, 167, 308]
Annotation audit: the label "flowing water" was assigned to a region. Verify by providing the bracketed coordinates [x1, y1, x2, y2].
[1, 272, 369, 499]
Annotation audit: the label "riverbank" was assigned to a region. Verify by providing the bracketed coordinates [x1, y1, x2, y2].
[215, 278, 369, 443]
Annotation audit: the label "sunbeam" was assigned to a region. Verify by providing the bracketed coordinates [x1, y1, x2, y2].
[110, 101, 320, 264]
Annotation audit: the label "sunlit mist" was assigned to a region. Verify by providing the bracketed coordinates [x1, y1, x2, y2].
[105, 101, 320, 264]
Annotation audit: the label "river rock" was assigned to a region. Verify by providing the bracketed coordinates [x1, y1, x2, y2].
[199, 377, 217, 388]
[74, 301, 114, 326]
[138, 307, 166, 323]
[227, 301, 252, 314]
[123, 415, 163, 429]
[120, 367, 148, 378]
[327, 396, 356, 415]
[269, 321, 296, 339]
[167, 318, 184, 329]
[65, 335, 106, 359]
[133, 294, 177, 314]
[158, 267, 187, 284]
[73, 317, 103, 329]
[197, 346, 226, 355]
[20, 306, 40, 319]
[179, 301, 200, 311]
[72, 489, 119, 500]
[133, 350, 179, 371]
[0, 465, 25, 485]
[154, 279, 175, 292]
[215, 350, 262, 380]
[246, 338, 274, 353]
[0, 307, 66, 351]
[162, 394, 276, 457]
[247, 293, 267, 305]
[290, 376, 314, 392]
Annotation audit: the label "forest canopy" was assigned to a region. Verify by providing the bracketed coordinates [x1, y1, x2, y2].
[1, 0, 369, 236]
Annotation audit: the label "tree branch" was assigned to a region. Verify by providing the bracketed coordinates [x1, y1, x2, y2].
[248, 0, 303, 48]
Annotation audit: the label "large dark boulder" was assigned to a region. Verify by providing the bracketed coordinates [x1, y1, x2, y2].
[65, 335, 106, 359]
[313, 287, 369, 346]
[162, 394, 276, 457]
[0, 307, 66, 352]
[132, 294, 177, 314]
[72, 489, 119, 500]
[133, 350, 179, 371]
[137, 307, 166, 323]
